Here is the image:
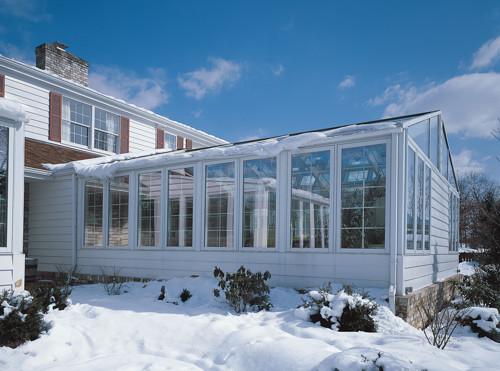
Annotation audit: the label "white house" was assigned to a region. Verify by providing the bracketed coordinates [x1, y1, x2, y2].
[0, 42, 226, 291]
[38, 110, 460, 314]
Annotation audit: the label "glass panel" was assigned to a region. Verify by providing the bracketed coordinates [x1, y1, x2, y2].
[84, 180, 103, 247]
[94, 130, 118, 153]
[415, 158, 424, 250]
[440, 127, 449, 178]
[424, 166, 431, 250]
[0, 127, 8, 247]
[108, 176, 129, 247]
[406, 148, 415, 250]
[341, 144, 386, 249]
[205, 162, 235, 247]
[95, 108, 120, 133]
[165, 134, 177, 151]
[167, 167, 194, 247]
[429, 116, 439, 168]
[62, 97, 91, 146]
[408, 119, 429, 157]
[291, 151, 330, 248]
[138, 172, 161, 247]
[242, 158, 277, 248]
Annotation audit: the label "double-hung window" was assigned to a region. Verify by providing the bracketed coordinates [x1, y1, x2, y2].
[290, 151, 330, 249]
[94, 108, 120, 153]
[62, 97, 92, 146]
[165, 133, 177, 151]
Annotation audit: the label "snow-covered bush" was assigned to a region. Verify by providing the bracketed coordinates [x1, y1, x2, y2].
[457, 266, 500, 310]
[295, 283, 377, 332]
[180, 288, 192, 303]
[458, 307, 500, 342]
[0, 291, 50, 348]
[32, 285, 71, 313]
[213, 266, 272, 313]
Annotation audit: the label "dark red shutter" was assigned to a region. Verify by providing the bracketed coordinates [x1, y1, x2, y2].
[177, 135, 184, 150]
[0, 74, 4, 97]
[120, 117, 130, 153]
[156, 128, 164, 149]
[49, 92, 62, 142]
[186, 139, 193, 150]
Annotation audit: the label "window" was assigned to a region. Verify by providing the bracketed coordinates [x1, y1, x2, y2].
[406, 148, 415, 250]
[341, 144, 386, 249]
[408, 119, 429, 157]
[165, 133, 177, 151]
[167, 167, 194, 247]
[242, 158, 277, 248]
[205, 162, 235, 247]
[94, 108, 120, 153]
[84, 180, 103, 247]
[138, 172, 161, 247]
[440, 126, 449, 179]
[108, 176, 129, 247]
[449, 193, 459, 252]
[62, 97, 92, 146]
[0, 127, 8, 247]
[406, 148, 431, 251]
[291, 151, 330, 249]
[429, 116, 439, 168]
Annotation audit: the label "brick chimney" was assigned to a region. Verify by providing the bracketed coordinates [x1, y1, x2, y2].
[35, 42, 89, 86]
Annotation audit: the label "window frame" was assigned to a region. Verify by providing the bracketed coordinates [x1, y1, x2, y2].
[164, 133, 177, 152]
[406, 138, 433, 255]
[107, 175, 131, 249]
[202, 159, 238, 251]
[165, 165, 196, 250]
[336, 139, 391, 254]
[287, 145, 334, 253]
[61, 96, 121, 154]
[94, 108, 121, 153]
[238, 155, 280, 251]
[0, 123, 13, 253]
[136, 169, 164, 249]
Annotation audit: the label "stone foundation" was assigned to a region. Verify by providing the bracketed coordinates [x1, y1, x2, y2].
[395, 275, 461, 329]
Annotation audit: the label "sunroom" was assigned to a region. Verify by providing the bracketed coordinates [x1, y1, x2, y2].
[30, 110, 459, 310]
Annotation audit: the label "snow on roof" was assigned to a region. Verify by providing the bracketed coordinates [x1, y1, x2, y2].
[0, 55, 226, 144]
[0, 97, 29, 123]
[44, 117, 407, 179]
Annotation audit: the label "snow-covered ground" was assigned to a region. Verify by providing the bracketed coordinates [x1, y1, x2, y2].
[458, 261, 479, 276]
[1, 277, 499, 371]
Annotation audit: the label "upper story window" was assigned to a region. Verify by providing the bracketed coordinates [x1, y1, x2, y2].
[165, 133, 177, 151]
[94, 108, 120, 153]
[62, 97, 92, 146]
[62, 97, 121, 153]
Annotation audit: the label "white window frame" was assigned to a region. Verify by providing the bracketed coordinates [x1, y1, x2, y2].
[94, 108, 121, 153]
[165, 165, 196, 250]
[287, 145, 334, 253]
[136, 169, 164, 249]
[238, 155, 280, 251]
[164, 133, 177, 151]
[336, 139, 391, 254]
[61, 96, 121, 154]
[107, 175, 131, 249]
[202, 159, 238, 251]
[0, 122, 14, 253]
[406, 138, 433, 255]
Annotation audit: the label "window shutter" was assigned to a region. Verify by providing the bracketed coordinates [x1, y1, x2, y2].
[120, 117, 130, 153]
[156, 128, 164, 149]
[177, 135, 184, 150]
[186, 138, 193, 150]
[0, 74, 4, 97]
[49, 92, 62, 142]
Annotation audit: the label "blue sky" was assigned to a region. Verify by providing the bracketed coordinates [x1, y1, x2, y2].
[1, 0, 500, 180]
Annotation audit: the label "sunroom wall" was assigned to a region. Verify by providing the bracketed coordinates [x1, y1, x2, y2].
[402, 113, 459, 293]
[30, 130, 401, 289]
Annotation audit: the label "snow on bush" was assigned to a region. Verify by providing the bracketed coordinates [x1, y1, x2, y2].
[316, 347, 424, 371]
[213, 265, 272, 313]
[0, 291, 49, 348]
[459, 306, 500, 342]
[295, 283, 377, 332]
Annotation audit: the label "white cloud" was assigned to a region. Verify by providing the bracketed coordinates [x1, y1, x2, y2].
[178, 58, 242, 100]
[271, 64, 285, 77]
[0, 0, 51, 22]
[88, 66, 169, 110]
[0, 42, 32, 63]
[338, 75, 356, 89]
[452, 149, 486, 175]
[471, 35, 500, 69]
[372, 73, 500, 138]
